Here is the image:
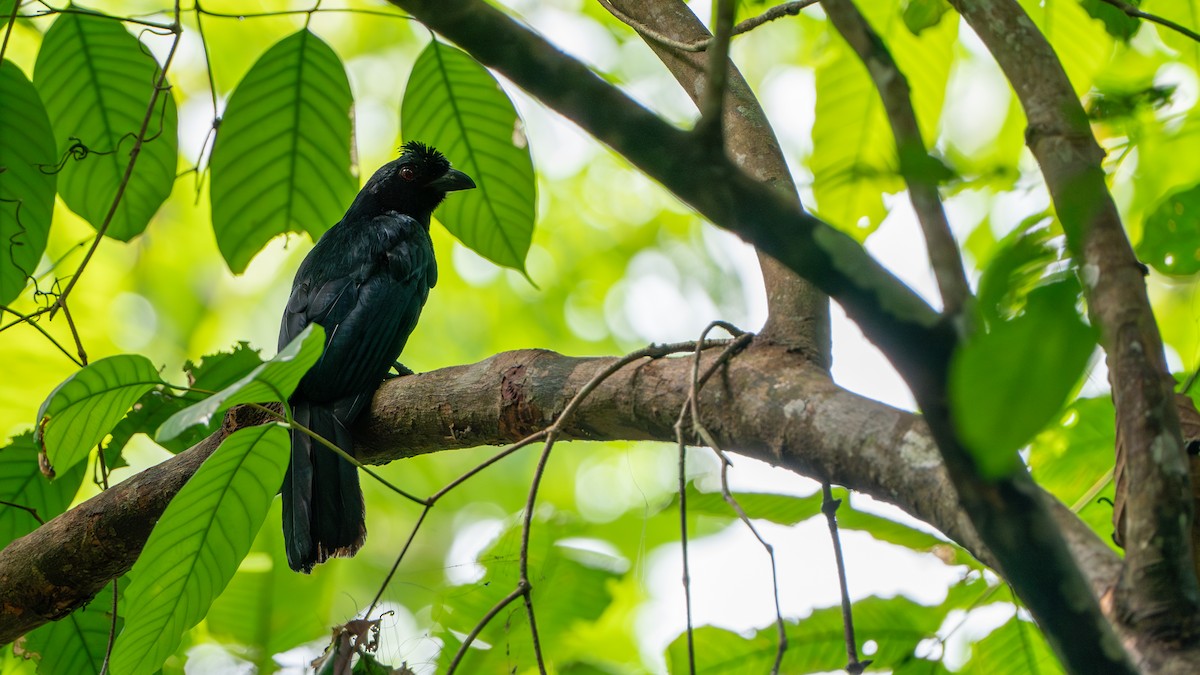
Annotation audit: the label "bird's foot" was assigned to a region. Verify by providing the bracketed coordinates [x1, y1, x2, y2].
[383, 361, 415, 380]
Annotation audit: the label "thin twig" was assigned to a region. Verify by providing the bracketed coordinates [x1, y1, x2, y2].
[59, 301, 87, 365]
[444, 581, 529, 673]
[365, 504, 429, 618]
[0, 0, 21, 63]
[0, 500, 44, 525]
[820, 0, 971, 315]
[1098, 0, 1200, 44]
[600, 0, 818, 52]
[681, 323, 787, 672]
[49, 16, 183, 319]
[20, 3, 175, 29]
[96, 442, 117, 675]
[0, 306, 83, 366]
[821, 482, 870, 674]
[190, 5, 412, 21]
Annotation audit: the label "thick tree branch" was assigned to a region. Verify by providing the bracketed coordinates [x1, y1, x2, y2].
[385, 2, 1132, 671]
[603, 0, 832, 365]
[6, 344, 1197, 670]
[951, 0, 1200, 644]
[819, 0, 971, 315]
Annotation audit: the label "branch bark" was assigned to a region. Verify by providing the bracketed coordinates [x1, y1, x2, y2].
[603, 0, 832, 365]
[4, 343, 1197, 670]
[950, 0, 1200, 644]
[385, 2, 1132, 671]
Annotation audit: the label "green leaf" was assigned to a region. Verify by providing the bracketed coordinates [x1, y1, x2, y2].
[35, 354, 164, 474]
[666, 595, 953, 673]
[109, 424, 290, 675]
[975, 216, 1062, 324]
[0, 432, 86, 549]
[1138, 183, 1200, 275]
[811, 0, 957, 239]
[1143, 0, 1200, 66]
[156, 324, 323, 442]
[903, 0, 952, 35]
[950, 279, 1096, 477]
[963, 615, 1064, 675]
[1018, 0, 1114, 96]
[208, 29, 357, 273]
[32, 7, 178, 241]
[0, 60, 57, 305]
[24, 582, 121, 675]
[403, 40, 536, 273]
[206, 499, 334, 665]
[107, 343, 264, 458]
[1080, 0, 1141, 42]
[0, 1, 15, 31]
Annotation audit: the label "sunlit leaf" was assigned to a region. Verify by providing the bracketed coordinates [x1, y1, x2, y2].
[33, 7, 178, 240]
[0, 432, 85, 549]
[1138, 183, 1200, 275]
[0, 60, 57, 305]
[951, 279, 1096, 477]
[811, 0, 957, 239]
[108, 343, 264, 458]
[35, 354, 163, 474]
[975, 215, 1062, 324]
[156, 324, 323, 442]
[963, 615, 1064, 675]
[206, 499, 334, 663]
[402, 40, 536, 273]
[1142, 0, 1200, 66]
[109, 424, 289, 675]
[666, 595, 954, 673]
[1018, 0, 1114, 95]
[24, 581, 121, 675]
[209, 29, 357, 273]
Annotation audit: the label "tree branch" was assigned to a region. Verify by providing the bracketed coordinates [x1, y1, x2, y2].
[951, 0, 1200, 645]
[819, 0, 971, 315]
[603, 0, 832, 365]
[384, 2, 1133, 671]
[1098, 0, 1200, 44]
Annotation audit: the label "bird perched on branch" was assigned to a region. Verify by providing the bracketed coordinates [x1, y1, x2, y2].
[279, 141, 475, 573]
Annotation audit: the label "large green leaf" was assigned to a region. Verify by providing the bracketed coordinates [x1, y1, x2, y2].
[206, 499, 335, 666]
[24, 582, 121, 675]
[35, 354, 164, 474]
[108, 424, 290, 675]
[0, 432, 86, 550]
[1138, 183, 1200, 275]
[1143, 0, 1200, 66]
[0, 1, 15, 31]
[32, 7, 178, 241]
[107, 343, 264, 458]
[0, 60, 57, 305]
[811, 0, 957, 240]
[156, 324, 323, 442]
[402, 40, 536, 273]
[208, 29, 357, 273]
[950, 279, 1097, 478]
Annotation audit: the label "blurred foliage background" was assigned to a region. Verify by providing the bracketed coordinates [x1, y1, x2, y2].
[2, 0, 1200, 673]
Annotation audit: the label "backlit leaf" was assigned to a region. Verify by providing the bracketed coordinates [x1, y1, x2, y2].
[402, 40, 536, 273]
[33, 7, 178, 240]
[950, 279, 1096, 477]
[0, 432, 86, 550]
[209, 29, 357, 273]
[1138, 183, 1200, 275]
[0, 60, 57, 304]
[108, 424, 289, 675]
[35, 354, 163, 474]
[156, 324, 323, 442]
[24, 582, 121, 675]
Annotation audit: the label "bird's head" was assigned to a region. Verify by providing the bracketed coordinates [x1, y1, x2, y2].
[350, 141, 475, 225]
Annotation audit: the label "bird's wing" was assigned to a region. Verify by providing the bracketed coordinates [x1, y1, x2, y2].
[286, 213, 435, 411]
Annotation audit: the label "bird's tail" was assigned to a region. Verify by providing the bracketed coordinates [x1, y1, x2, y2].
[282, 402, 366, 573]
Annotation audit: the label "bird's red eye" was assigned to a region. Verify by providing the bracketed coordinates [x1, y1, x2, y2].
[400, 165, 416, 181]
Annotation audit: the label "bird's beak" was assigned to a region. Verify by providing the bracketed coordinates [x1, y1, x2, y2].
[426, 168, 476, 192]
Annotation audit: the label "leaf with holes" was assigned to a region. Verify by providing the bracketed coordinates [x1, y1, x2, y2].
[0, 60, 57, 305]
[156, 324, 323, 442]
[0, 432, 86, 550]
[35, 355, 164, 475]
[32, 7, 178, 241]
[402, 41, 535, 274]
[108, 424, 289, 675]
[208, 29, 357, 273]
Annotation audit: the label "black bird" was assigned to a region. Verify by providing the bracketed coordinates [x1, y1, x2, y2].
[279, 141, 474, 573]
